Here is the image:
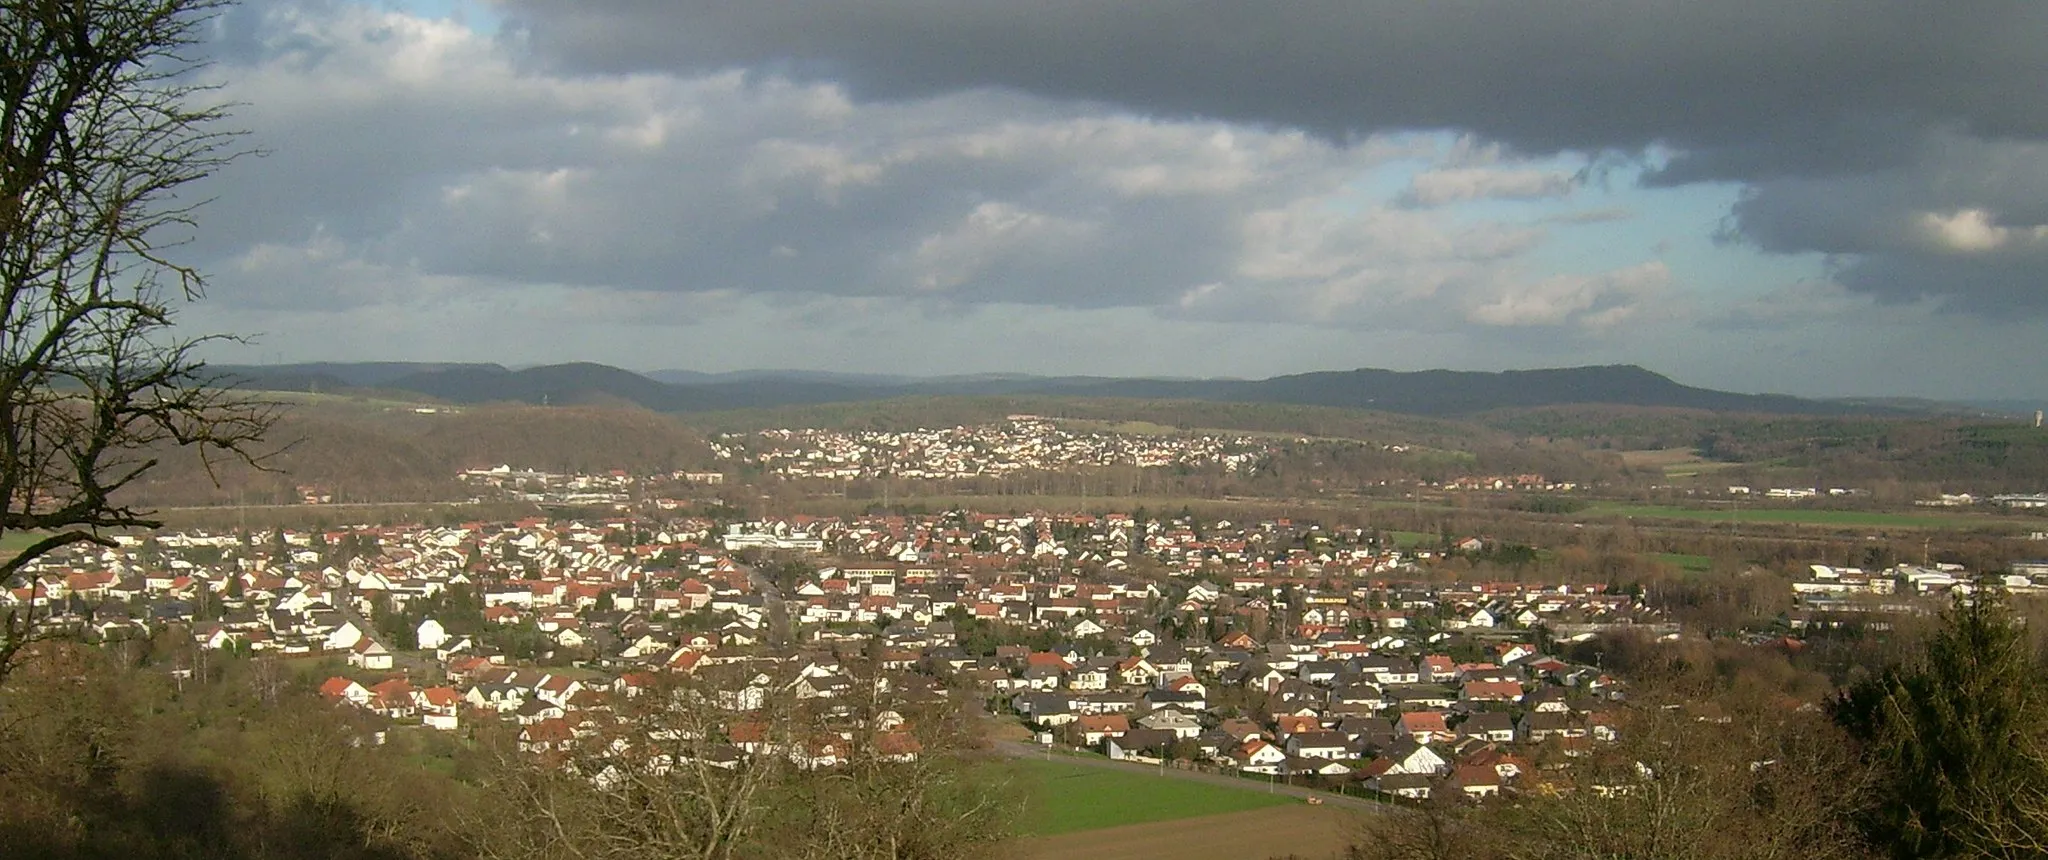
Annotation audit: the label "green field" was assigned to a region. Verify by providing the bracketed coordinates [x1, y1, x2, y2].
[0, 531, 47, 559]
[1650, 552, 1713, 572]
[1385, 530, 1436, 549]
[1014, 757, 1294, 836]
[1584, 503, 2003, 530]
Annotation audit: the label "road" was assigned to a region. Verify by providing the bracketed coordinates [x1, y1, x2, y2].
[739, 562, 791, 646]
[988, 740, 1388, 813]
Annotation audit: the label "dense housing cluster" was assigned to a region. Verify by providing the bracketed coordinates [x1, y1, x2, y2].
[717, 418, 1273, 480]
[4, 505, 2041, 804]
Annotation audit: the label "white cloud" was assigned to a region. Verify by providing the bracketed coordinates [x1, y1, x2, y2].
[741, 141, 886, 207]
[906, 202, 1098, 293]
[1403, 167, 1577, 206]
[1464, 262, 1672, 329]
[1917, 208, 2048, 254]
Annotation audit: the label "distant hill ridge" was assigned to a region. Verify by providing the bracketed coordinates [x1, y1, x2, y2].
[216, 362, 1883, 417]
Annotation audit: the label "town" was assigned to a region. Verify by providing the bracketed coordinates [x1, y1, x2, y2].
[9, 503, 2044, 807]
[715, 417, 1277, 480]
[8, 0, 2046, 856]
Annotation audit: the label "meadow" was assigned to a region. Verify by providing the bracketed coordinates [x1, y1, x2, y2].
[1012, 757, 1295, 837]
[0, 531, 47, 560]
[1650, 551, 1714, 572]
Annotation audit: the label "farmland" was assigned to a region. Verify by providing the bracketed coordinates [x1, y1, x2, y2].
[1580, 502, 2026, 530]
[1619, 447, 1738, 478]
[1017, 804, 1362, 860]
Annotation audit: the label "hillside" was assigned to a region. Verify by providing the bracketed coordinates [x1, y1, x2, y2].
[686, 395, 1492, 444]
[119, 400, 721, 508]
[222, 362, 1889, 418]
[119, 379, 2048, 511]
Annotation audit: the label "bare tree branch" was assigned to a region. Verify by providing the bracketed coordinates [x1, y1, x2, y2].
[0, 0, 273, 684]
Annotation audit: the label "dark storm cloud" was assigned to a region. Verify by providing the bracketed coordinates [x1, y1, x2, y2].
[1719, 131, 2048, 311]
[492, 0, 2048, 314]
[494, 1, 2045, 169]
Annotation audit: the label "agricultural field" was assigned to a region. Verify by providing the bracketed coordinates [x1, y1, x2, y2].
[1582, 502, 2021, 530]
[1619, 447, 1739, 478]
[1013, 757, 1295, 837]
[1017, 804, 1362, 860]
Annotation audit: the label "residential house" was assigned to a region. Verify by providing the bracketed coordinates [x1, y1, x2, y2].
[1396, 711, 1454, 744]
[1074, 714, 1130, 746]
[1107, 728, 1178, 762]
[348, 638, 394, 671]
[1372, 772, 1434, 800]
[1375, 739, 1448, 776]
[1451, 764, 1504, 799]
[1137, 708, 1203, 739]
[318, 676, 372, 708]
[416, 618, 450, 651]
[1237, 739, 1288, 774]
[1458, 712, 1517, 744]
[1286, 731, 1353, 760]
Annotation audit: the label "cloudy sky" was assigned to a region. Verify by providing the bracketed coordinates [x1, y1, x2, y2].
[180, 0, 2048, 399]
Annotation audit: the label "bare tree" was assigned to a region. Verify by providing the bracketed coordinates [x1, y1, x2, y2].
[768, 660, 1017, 860]
[473, 660, 1017, 860]
[1341, 794, 1487, 860]
[1500, 690, 1871, 860]
[481, 664, 805, 860]
[0, 0, 272, 680]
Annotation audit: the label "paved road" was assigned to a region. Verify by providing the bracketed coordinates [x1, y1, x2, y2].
[739, 563, 790, 646]
[989, 740, 1387, 813]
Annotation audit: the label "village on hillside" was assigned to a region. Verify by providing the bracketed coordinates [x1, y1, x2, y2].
[713, 418, 1276, 481]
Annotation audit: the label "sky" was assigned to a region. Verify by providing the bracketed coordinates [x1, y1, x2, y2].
[175, 0, 2048, 400]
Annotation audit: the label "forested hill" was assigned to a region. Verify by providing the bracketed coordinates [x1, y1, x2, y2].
[218, 362, 1890, 417]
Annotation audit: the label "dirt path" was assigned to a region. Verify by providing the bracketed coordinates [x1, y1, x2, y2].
[1015, 804, 1362, 860]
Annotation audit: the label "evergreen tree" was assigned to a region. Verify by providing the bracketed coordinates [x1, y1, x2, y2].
[1835, 591, 2048, 858]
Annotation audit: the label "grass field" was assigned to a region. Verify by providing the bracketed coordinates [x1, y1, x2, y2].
[1385, 529, 1436, 549]
[1014, 758, 1295, 837]
[1584, 502, 2007, 530]
[1650, 552, 1713, 572]
[0, 531, 47, 560]
[1618, 448, 1703, 470]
